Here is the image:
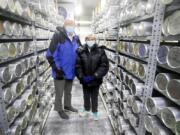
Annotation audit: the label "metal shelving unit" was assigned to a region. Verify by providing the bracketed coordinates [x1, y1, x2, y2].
[93, 0, 180, 135]
[0, 1, 57, 134]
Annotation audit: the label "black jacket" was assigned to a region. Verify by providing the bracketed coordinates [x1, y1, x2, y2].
[75, 44, 109, 87]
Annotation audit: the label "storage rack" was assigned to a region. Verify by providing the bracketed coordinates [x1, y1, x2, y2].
[93, 0, 180, 135]
[0, 1, 58, 134]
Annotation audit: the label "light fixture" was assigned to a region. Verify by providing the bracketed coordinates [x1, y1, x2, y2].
[75, 3, 82, 16]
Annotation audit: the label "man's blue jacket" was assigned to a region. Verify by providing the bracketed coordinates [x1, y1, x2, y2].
[46, 27, 81, 80]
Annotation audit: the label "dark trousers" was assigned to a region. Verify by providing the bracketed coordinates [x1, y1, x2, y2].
[83, 86, 99, 113]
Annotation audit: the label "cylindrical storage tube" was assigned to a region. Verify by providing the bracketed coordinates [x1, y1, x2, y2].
[125, 74, 130, 85]
[167, 79, 180, 101]
[138, 43, 149, 58]
[119, 120, 130, 133]
[122, 90, 130, 101]
[3, 88, 13, 104]
[138, 64, 146, 79]
[138, 22, 152, 36]
[132, 61, 139, 74]
[11, 23, 18, 36]
[160, 0, 173, 5]
[152, 124, 173, 135]
[0, 0, 8, 9]
[167, 47, 180, 68]
[10, 125, 21, 135]
[129, 114, 139, 127]
[133, 43, 140, 56]
[155, 73, 178, 92]
[7, 106, 17, 122]
[9, 63, 23, 78]
[8, 42, 17, 57]
[157, 46, 170, 65]
[127, 95, 135, 107]
[145, 97, 172, 115]
[175, 121, 180, 135]
[16, 116, 28, 130]
[14, 1, 23, 16]
[124, 129, 136, 135]
[132, 100, 142, 114]
[0, 67, 11, 83]
[144, 115, 161, 133]
[11, 80, 24, 97]
[146, 0, 156, 14]
[7, 0, 15, 12]
[0, 43, 9, 59]
[161, 107, 180, 129]
[128, 43, 134, 55]
[14, 99, 27, 113]
[3, 21, 12, 36]
[24, 90, 34, 107]
[131, 82, 144, 96]
[167, 10, 180, 35]
[123, 108, 132, 120]
[16, 42, 23, 56]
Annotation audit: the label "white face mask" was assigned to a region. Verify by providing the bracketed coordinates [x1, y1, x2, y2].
[86, 41, 96, 48]
[65, 26, 75, 34]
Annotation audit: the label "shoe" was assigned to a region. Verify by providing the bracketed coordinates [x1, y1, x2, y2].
[79, 109, 90, 117]
[58, 111, 69, 119]
[64, 106, 78, 112]
[92, 112, 98, 121]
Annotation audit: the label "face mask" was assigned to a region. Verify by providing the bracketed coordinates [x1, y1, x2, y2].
[65, 26, 74, 34]
[86, 41, 95, 48]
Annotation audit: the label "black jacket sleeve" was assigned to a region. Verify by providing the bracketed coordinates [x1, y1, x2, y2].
[94, 49, 109, 79]
[75, 49, 84, 80]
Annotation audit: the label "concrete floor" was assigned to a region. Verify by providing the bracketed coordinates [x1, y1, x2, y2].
[43, 80, 114, 135]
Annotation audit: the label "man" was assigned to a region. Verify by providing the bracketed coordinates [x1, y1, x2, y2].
[75, 35, 109, 120]
[46, 19, 81, 119]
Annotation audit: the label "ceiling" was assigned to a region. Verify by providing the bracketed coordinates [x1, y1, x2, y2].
[57, 0, 99, 21]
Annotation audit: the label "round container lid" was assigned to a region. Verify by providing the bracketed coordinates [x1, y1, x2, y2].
[167, 47, 180, 68]
[155, 73, 169, 91]
[167, 79, 180, 100]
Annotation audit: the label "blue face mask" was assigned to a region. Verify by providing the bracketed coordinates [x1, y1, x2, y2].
[65, 26, 75, 34]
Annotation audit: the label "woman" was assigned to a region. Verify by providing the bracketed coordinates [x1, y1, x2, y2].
[75, 35, 109, 120]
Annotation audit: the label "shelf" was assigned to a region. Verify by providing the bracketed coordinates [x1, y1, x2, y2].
[104, 47, 117, 53]
[118, 64, 145, 83]
[119, 36, 151, 42]
[162, 34, 180, 41]
[0, 48, 47, 67]
[157, 64, 180, 75]
[120, 14, 154, 27]
[154, 87, 180, 106]
[0, 8, 32, 25]
[108, 58, 116, 64]
[118, 51, 148, 64]
[0, 38, 50, 43]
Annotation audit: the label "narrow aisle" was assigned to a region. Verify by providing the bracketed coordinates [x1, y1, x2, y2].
[43, 80, 114, 135]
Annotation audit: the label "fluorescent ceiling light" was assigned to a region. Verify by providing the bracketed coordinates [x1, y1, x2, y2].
[75, 4, 82, 16]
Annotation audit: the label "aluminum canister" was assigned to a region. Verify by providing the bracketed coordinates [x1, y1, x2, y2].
[144, 115, 161, 133]
[127, 95, 135, 107]
[131, 82, 144, 96]
[132, 61, 139, 74]
[161, 107, 180, 129]
[152, 124, 172, 135]
[138, 63, 146, 79]
[0, 67, 11, 83]
[133, 43, 139, 56]
[167, 10, 180, 35]
[157, 46, 170, 64]
[167, 47, 180, 68]
[129, 114, 139, 127]
[123, 108, 132, 120]
[8, 42, 17, 57]
[162, 16, 170, 36]
[24, 90, 34, 107]
[3, 21, 12, 36]
[14, 0, 23, 16]
[146, 0, 156, 14]
[9, 62, 23, 78]
[122, 90, 130, 101]
[138, 43, 149, 58]
[132, 100, 142, 114]
[0, 43, 9, 59]
[0, 21, 5, 35]
[155, 73, 178, 92]
[145, 97, 172, 115]
[118, 119, 130, 133]
[138, 22, 152, 36]
[7, 0, 15, 12]
[10, 125, 21, 135]
[175, 121, 180, 135]
[7, 106, 16, 122]
[16, 116, 28, 130]
[12, 23, 19, 36]
[3, 87, 13, 104]
[167, 79, 180, 101]
[0, 0, 8, 9]
[11, 80, 24, 97]
[14, 99, 27, 113]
